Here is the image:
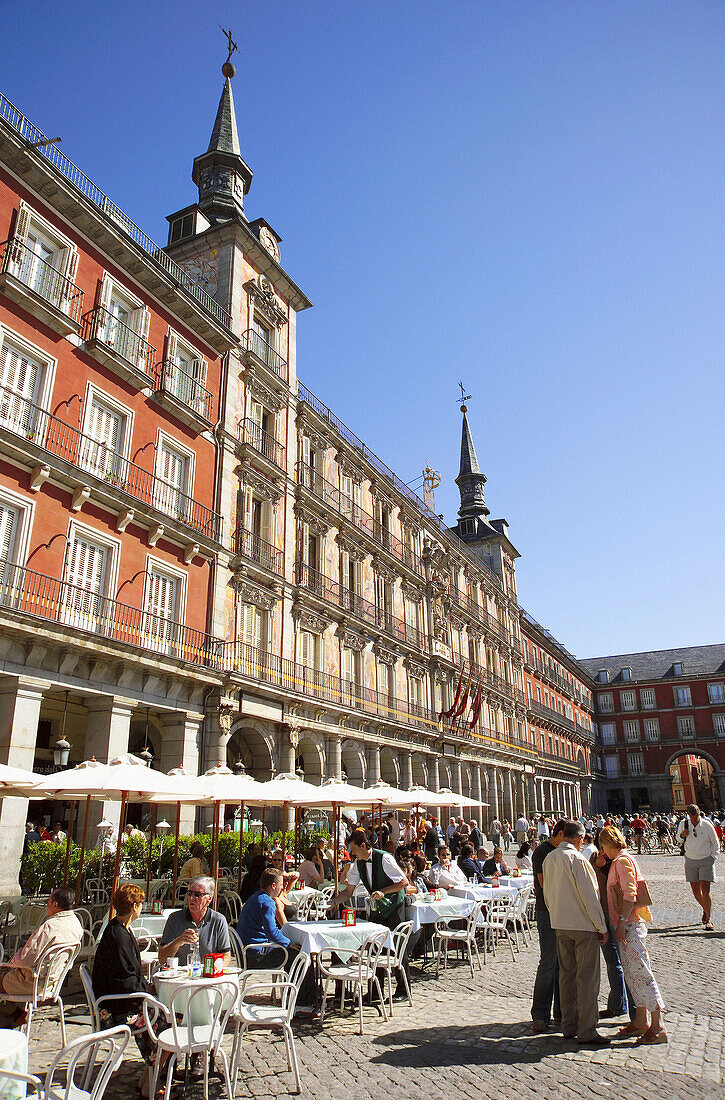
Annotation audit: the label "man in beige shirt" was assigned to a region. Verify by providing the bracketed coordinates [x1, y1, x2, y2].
[542, 820, 609, 1045]
[0, 887, 83, 1025]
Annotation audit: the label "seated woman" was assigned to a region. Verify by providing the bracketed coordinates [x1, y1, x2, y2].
[426, 845, 468, 889]
[92, 884, 160, 1098]
[516, 841, 534, 872]
[314, 838, 334, 880]
[178, 842, 208, 883]
[240, 854, 268, 903]
[268, 850, 299, 920]
[297, 846, 324, 888]
[481, 846, 510, 877]
[404, 859, 430, 898]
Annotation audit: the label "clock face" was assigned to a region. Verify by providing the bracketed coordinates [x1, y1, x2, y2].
[259, 226, 280, 262]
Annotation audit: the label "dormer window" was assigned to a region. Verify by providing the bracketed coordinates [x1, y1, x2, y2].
[597, 669, 610, 683]
[621, 667, 632, 681]
[169, 213, 194, 244]
[673, 662, 683, 676]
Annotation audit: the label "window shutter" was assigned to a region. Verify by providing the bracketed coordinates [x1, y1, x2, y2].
[0, 502, 19, 583]
[299, 434, 310, 468]
[99, 275, 113, 311]
[166, 329, 178, 363]
[0, 342, 41, 435]
[192, 357, 207, 385]
[242, 604, 262, 650]
[13, 204, 31, 245]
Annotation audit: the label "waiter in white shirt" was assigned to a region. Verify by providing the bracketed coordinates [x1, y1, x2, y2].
[677, 803, 719, 931]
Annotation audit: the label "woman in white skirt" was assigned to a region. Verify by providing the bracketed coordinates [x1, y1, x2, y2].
[598, 824, 667, 1044]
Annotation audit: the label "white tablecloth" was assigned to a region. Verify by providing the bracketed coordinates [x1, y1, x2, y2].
[497, 875, 534, 890]
[407, 897, 476, 934]
[284, 919, 393, 955]
[449, 884, 518, 903]
[0, 1028, 29, 1100]
[154, 970, 240, 1026]
[286, 888, 318, 908]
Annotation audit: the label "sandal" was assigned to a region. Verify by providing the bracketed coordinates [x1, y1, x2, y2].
[636, 1029, 668, 1045]
[704, 921, 714, 931]
[616, 1023, 646, 1039]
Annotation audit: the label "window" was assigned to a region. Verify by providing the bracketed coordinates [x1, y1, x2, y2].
[623, 720, 640, 743]
[143, 563, 184, 654]
[0, 329, 53, 439]
[673, 685, 692, 707]
[339, 472, 361, 522]
[247, 399, 277, 460]
[164, 330, 208, 416]
[375, 573, 392, 629]
[604, 755, 620, 777]
[80, 387, 131, 483]
[96, 276, 150, 369]
[9, 202, 79, 314]
[62, 527, 117, 633]
[169, 213, 194, 244]
[341, 645, 361, 695]
[598, 693, 613, 713]
[621, 690, 636, 711]
[409, 675, 424, 712]
[241, 603, 265, 652]
[644, 718, 660, 741]
[251, 314, 273, 361]
[714, 714, 725, 737]
[677, 715, 695, 739]
[377, 661, 395, 705]
[298, 629, 320, 672]
[155, 434, 192, 519]
[628, 753, 645, 776]
[640, 687, 656, 710]
[0, 488, 34, 594]
[708, 683, 725, 704]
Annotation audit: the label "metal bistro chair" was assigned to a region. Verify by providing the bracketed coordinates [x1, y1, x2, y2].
[379, 919, 415, 1011]
[433, 899, 484, 978]
[230, 950, 312, 1094]
[84, 880, 109, 908]
[319, 929, 389, 1035]
[44, 1024, 131, 1100]
[220, 891, 243, 926]
[145, 981, 238, 1100]
[0, 940, 79, 1043]
[483, 894, 517, 962]
[307, 885, 334, 921]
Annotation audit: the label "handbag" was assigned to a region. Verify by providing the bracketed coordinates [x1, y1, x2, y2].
[611, 855, 652, 914]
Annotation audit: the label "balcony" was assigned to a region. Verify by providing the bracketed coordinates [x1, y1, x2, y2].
[295, 462, 423, 576]
[225, 639, 438, 731]
[295, 561, 426, 651]
[0, 559, 221, 668]
[238, 419, 286, 472]
[231, 527, 284, 577]
[451, 588, 509, 643]
[529, 699, 577, 734]
[153, 359, 213, 430]
[0, 383, 222, 543]
[0, 237, 84, 334]
[241, 329, 288, 384]
[464, 658, 523, 705]
[83, 305, 156, 390]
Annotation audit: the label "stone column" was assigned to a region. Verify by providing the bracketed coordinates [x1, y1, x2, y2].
[327, 736, 342, 780]
[367, 745, 381, 785]
[400, 751, 412, 791]
[158, 711, 203, 834]
[0, 676, 49, 896]
[453, 759, 463, 816]
[81, 695, 135, 835]
[505, 770, 514, 824]
[431, 756, 441, 792]
[488, 768, 500, 827]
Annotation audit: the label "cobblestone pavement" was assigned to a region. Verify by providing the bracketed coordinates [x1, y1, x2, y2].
[26, 854, 725, 1099]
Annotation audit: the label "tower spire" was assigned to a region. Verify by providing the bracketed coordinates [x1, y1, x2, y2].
[192, 35, 253, 223]
[455, 390, 489, 524]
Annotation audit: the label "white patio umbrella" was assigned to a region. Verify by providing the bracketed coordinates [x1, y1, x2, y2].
[248, 773, 333, 866]
[192, 764, 266, 897]
[435, 787, 485, 809]
[0, 762, 44, 790]
[289, 777, 379, 892]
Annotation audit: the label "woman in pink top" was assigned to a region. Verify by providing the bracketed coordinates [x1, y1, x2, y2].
[598, 825, 666, 1045]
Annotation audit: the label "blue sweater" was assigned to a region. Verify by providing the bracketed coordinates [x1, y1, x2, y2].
[236, 890, 291, 952]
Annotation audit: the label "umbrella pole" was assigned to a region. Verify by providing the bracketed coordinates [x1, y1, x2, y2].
[171, 803, 181, 903]
[62, 800, 76, 889]
[212, 802, 220, 910]
[237, 802, 244, 895]
[334, 804, 339, 896]
[145, 804, 157, 901]
[281, 802, 287, 865]
[74, 795, 92, 905]
[109, 791, 128, 920]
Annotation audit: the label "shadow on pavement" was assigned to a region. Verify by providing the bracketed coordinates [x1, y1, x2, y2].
[369, 1023, 577, 1068]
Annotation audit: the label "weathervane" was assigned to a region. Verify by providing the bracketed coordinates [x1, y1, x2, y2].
[458, 381, 471, 413]
[219, 25, 239, 77]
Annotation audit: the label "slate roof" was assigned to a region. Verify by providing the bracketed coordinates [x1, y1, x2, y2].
[207, 78, 241, 157]
[458, 410, 482, 478]
[580, 643, 725, 683]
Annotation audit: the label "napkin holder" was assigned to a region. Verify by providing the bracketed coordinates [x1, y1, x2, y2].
[151, 900, 163, 914]
[428, 888, 444, 901]
[342, 909, 357, 926]
[203, 953, 225, 977]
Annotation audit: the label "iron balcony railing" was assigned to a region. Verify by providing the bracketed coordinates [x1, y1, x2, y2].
[85, 305, 156, 381]
[0, 91, 232, 331]
[224, 639, 438, 730]
[238, 419, 286, 470]
[231, 527, 284, 576]
[295, 561, 426, 650]
[156, 359, 213, 422]
[295, 462, 423, 576]
[451, 588, 510, 643]
[0, 237, 84, 324]
[0, 383, 222, 542]
[241, 329, 288, 383]
[459, 658, 526, 707]
[529, 699, 577, 734]
[0, 560, 222, 668]
[298, 382, 504, 592]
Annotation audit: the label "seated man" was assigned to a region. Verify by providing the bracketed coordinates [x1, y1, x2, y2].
[0, 888, 83, 1026]
[457, 842, 487, 882]
[236, 867, 295, 969]
[481, 846, 510, 877]
[158, 876, 230, 969]
[426, 846, 468, 889]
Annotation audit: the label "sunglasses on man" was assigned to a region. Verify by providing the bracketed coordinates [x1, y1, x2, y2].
[187, 890, 210, 899]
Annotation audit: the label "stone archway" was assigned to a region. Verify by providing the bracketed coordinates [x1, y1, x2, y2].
[438, 760, 451, 790]
[380, 748, 400, 787]
[341, 741, 367, 786]
[667, 751, 720, 813]
[412, 756, 428, 788]
[227, 722, 276, 782]
[295, 736, 325, 785]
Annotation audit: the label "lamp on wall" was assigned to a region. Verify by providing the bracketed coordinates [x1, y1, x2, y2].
[139, 707, 153, 766]
[53, 690, 71, 770]
[232, 760, 246, 776]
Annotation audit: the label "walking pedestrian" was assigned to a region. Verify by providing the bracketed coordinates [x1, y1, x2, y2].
[542, 820, 609, 1045]
[677, 803, 718, 930]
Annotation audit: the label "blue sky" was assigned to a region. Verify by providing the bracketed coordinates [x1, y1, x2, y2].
[3, 1, 724, 658]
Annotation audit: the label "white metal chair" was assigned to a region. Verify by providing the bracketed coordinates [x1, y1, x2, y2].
[308, 885, 334, 920]
[509, 884, 533, 948]
[379, 920, 415, 1011]
[319, 929, 389, 1034]
[79, 962, 165, 1040]
[7, 901, 46, 953]
[0, 940, 79, 1043]
[230, 950, 311, 1094]
[220, 891, 243, 925]
[483, 895, 517, 962]
[84, 880, 109, 907]
[145, 981, 237, 1100]
[44, 1024, 131, 1100]
[433, 899, 484, 978]
[0, 1069, 45, 1096]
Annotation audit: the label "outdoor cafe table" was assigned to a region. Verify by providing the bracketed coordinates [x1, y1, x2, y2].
[449, 883, 518, 903]
[286, 887, 318, 908]
[283, 919, 393, 955]
[0, 1027, 28, 1100]
[96, 909, 176, 941]
[153, 968, 241, 1027]
[497, 875, 534, 889]
[407, 896, 477, 934]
